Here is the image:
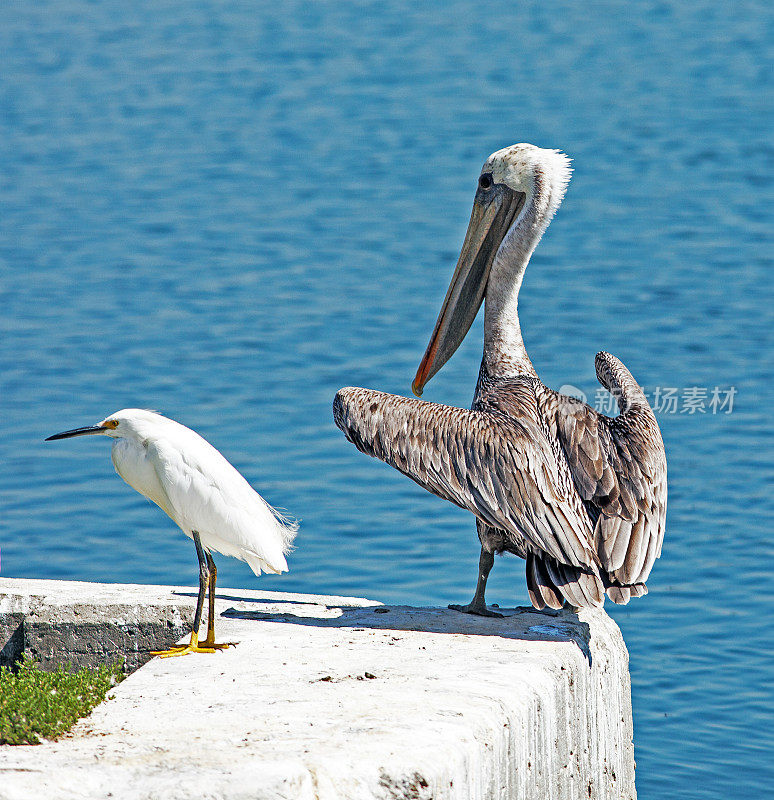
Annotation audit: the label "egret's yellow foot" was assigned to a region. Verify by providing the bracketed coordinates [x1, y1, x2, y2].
[152, 643, 188, 653]
[151, 633, 234, 658]
[152, 643, 216, 658]
[197, 637, 236, 650]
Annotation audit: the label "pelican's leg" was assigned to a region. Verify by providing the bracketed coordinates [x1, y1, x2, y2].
[449, 547, 504, 618]
[197, 550, 236, 650]
[152, 532, 226, 657]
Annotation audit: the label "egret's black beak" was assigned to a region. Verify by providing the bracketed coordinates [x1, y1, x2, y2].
[45, 425, 106, 441]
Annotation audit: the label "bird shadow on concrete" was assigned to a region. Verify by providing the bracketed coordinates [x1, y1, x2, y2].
[220, 601, 593, 665]
[172, 591, 308, 606]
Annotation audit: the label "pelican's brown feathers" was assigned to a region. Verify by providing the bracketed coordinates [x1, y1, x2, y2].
[334, 351, 666, 608]
[333, 143, 667, 610]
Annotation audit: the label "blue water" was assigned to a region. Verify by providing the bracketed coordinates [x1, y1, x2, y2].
[0, 1, 771, 795]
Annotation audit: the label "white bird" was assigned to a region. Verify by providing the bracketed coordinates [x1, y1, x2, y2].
[46, 409, 298, 657]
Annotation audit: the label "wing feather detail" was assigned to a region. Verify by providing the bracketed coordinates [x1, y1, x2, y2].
[550, 352, 668, 588]
[334, 387, 597, 569]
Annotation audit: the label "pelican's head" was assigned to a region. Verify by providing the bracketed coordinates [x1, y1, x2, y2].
[481, 143, 571, 212]
[412, 143, 572, 396]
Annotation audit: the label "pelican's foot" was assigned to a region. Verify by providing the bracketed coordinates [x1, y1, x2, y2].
[448, 601, 504, 618]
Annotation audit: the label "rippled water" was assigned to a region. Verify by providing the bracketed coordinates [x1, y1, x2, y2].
[0, 1, 771, 796]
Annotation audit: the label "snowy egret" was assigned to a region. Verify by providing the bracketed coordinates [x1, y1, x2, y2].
[46, 409, 298, 657]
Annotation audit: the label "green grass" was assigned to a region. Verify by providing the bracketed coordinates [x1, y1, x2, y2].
[0, 658, 124, 745]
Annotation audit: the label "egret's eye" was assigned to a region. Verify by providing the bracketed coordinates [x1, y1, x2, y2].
[478, 173, 494, 191]
[103, 419, 119, 429]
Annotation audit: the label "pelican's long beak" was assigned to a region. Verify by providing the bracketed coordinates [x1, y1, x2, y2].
[45, 425, 106, 441]
[412, 184, 525, 396]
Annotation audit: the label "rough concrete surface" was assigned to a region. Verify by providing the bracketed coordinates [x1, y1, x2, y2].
[0, 578, 198, 672]
[0, 578, 636, 800]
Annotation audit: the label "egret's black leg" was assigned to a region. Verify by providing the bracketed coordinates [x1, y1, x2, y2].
[198, 548, 237, 650]
[449, 548, 504, 617]
[153, 532, 233, 657]
[198, 550, 229, 649]
[203, 550, 217, 643]
[191, 531, 208, 639]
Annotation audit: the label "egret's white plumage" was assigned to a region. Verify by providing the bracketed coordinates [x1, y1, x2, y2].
[104, 409, 296, 575]
[46, 408, 297, 656]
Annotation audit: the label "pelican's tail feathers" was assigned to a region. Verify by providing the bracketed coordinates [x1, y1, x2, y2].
[526, 552, 605, 610]
[605, 581, 648, 605]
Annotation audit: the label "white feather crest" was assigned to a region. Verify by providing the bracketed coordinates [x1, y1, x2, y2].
[484, 143, 573, 220]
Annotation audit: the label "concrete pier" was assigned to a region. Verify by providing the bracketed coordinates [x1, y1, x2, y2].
[0, 578, 636, 800]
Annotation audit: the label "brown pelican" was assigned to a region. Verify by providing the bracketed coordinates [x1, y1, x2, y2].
[333, 143, 667, 615]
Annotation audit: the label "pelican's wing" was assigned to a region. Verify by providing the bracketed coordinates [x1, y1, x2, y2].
[333, 387, 597, 569]
[145, 434, 293, 574]
[550, 352, 667, 589]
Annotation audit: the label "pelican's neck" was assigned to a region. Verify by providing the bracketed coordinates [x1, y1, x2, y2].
[482, 181, 555, 380]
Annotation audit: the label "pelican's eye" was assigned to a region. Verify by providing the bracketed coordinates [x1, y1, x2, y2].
[478, 173, 494, 191]
[102, 419, 119, 429]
